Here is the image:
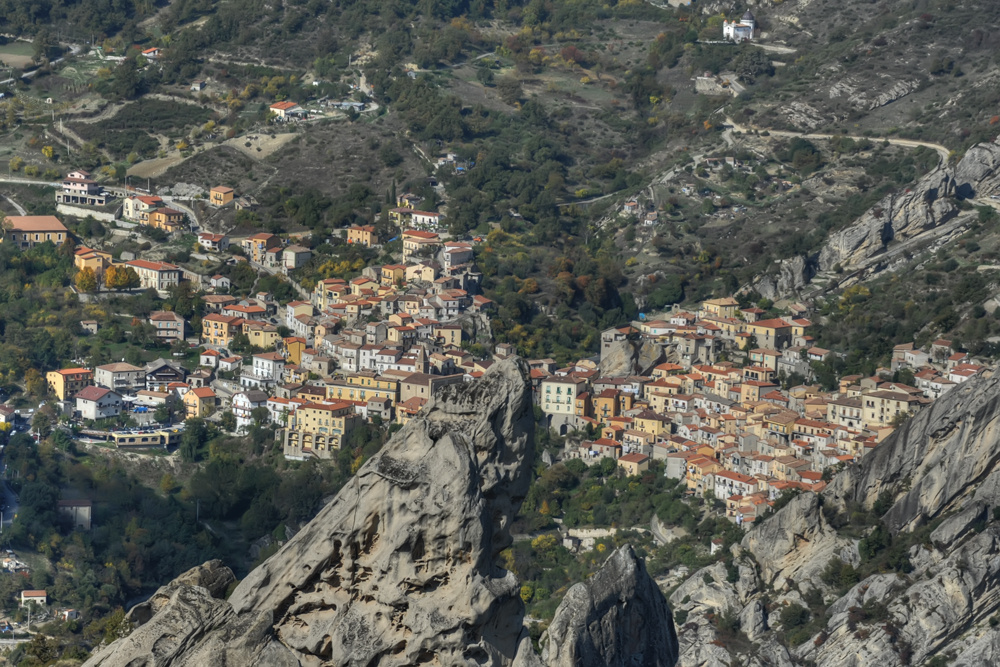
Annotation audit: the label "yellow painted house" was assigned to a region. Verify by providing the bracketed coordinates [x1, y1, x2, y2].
[47, 368, 93, 401]
[632, 410, 671, 438]
[283, 402, 360, 459]
[283, 337, 307, 366]
[701, 297, 740, 319]
[201, 314, 243, 347]
[184, 387, 217, 418]
[244, 321, 281, 349]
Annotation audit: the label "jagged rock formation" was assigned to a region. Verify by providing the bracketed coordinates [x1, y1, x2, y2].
[741, 493, 856, 589]
[954, 138, 1000, 199]
[749, 138, 1000, 300]
[750, 161, 960, 300]
[816, 166, 956, 273]
[85, 359, 679, 667]
[751, 255, 814, 302]
[599, 339, 671, 377]
[541, 545, 678, 667]
[829, 371, 1000, 531]
[828, 76, 920, 110]
[670, 370, 1000, 667]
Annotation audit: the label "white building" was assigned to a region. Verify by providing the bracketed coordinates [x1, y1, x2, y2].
[231, 390, 270, 430]
[125, 259, 181, 292]
[241, 352, 285, 389]
[76, 386, 123, 421]
[723, 10, 756, 42]
[282, 245, 312, 272]
[540, 376, 587, 433]
[711, 470, 758, 501]
[123, 195, 163, 222]
[94, 362, 145, 394]
[198, 233, 230, 252]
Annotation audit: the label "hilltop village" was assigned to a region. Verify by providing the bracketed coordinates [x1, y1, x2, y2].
[13, 183, 985, 535]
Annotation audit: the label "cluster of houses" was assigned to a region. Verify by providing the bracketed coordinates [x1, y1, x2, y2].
[46, 356, 219, 424]
[74, 245, 181, 292]
[38, 186, 488, 459]
[525, 296, 986, 529]
[0, 213, 180, 293]
[192, 222, 492, 457]
[231, 232, 313, 273]
[27, 165, 989, 536]
[122, 193, 187, 232]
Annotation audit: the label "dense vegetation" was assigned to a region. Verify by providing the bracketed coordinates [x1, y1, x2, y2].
[507, 454, 743, 621]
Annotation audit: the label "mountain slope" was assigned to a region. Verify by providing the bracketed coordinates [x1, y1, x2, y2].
[82, 359, 679, 667]
[671, 369, 1000, 666]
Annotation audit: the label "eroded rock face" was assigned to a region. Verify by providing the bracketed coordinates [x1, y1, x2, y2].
[752, 255, 814, 302]
[85, 358, 680, 667]
[955, 139, 1000, 198]
[816, 167, 956, 273]
[752, 137, 1000, 301]
[599, 339, 669, 377]
[668, 373, 1000, 666]
[740, 493, 853, 590]
[227, 358, 537, 667]
[828, 372, 1000, 532]
[542, 545, 678, 667]
[753, 159, 964, 300]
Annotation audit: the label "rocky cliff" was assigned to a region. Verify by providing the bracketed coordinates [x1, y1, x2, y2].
[541, 545, 678, 667]
[84, 359, 679, 667]
[670, 370, 1000, 667]
[599, 339, 672, 377]
[815, 166, 957, 273]
[954, 138, 1000, 199]
[749, 138, 1000, 300]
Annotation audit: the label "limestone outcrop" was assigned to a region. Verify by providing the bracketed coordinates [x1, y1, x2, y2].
[816, 166, 956, 273]
[542, 545, 678, 667]
[599, 339, 669, 377]
[954, 138, 1000, 198]
[829, 370, 1000, 532]
[669, 371, 1000, 667]
[748, 137, 1000, 300]
[740, 493, 855, 590]
[85, 358, 679, 667]
[751, 255, 814, 301]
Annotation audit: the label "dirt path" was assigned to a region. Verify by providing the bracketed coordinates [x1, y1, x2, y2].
[127, 154, 187, 179]
[73, 102, 125, 124]
[2, 194, 25, 215]
[724, 117, 951, 164]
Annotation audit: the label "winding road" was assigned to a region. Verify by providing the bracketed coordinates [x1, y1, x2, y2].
[722, 117, 951, 165]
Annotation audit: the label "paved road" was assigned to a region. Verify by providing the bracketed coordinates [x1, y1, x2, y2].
[0, 637, 31, 646]
[650, 515, 669, 545]
[649, 515, 687, 546]
[0, 176, 61, 188]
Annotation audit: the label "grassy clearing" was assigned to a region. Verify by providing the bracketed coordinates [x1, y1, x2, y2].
[0, 42, 34, 68]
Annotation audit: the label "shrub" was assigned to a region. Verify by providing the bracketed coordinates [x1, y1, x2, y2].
[779, 603, 809, 629]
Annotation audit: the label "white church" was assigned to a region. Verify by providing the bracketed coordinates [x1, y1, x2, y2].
[723, 10, 757, 42]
